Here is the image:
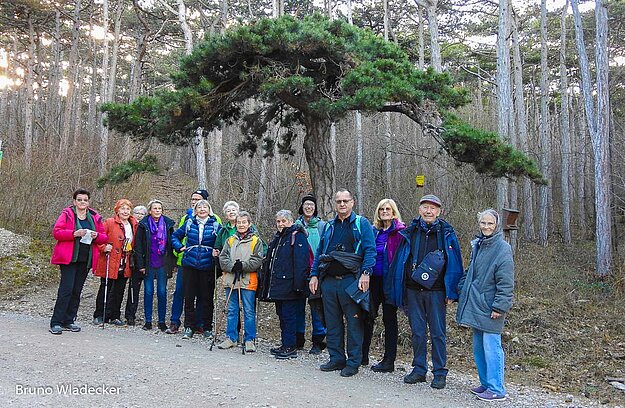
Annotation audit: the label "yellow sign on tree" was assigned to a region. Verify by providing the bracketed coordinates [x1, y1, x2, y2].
[415, 175, 425, 187]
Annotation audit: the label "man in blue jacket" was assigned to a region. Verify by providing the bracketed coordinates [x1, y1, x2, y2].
[309, 189, 376, 377]
[385, 194, 463, 389]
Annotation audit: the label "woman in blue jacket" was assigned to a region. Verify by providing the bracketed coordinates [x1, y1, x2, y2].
[456, 209, 514, 402]
[259, 210, 310, 360]
[171, 200, 221, 339]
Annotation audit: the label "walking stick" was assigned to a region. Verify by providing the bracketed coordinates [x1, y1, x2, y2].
[102, 252, 110, 329]
[209, 260, 219, 351]
[211, 265, 238, 350]
[237, 268, 245, 355]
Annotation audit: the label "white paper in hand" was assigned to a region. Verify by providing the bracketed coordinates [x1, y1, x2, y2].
[80, 230, 94, 245]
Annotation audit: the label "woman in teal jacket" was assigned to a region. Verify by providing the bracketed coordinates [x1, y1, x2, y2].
[456, 209, 514, 402]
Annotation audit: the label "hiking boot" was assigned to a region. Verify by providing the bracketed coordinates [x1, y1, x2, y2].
[309, 334, 326, 355]
[430, 375, 447, 389]
[49, 325, 63, 335]
[110, 319, 125, 327]
[62, 323, 81, 332]
[126, 318, 135, 326]
[404, 368, 426, 384]
[320, 360, 346, 372]
[360, 356, 369, 366]
[157, 322, 168, 332]
[92, 317, 103, 325]
[275, 347, 298, 360]
[270, 345, 285, 356]
[165, 323, 179, 334]
[218, 338, 236, 349]
[476, 390, 506, 401]
[245, 341, 256, 353]
[295, 332, 305, 350]
[182, 327, 193, 339]
[371, 359, 395, 373]
[340, 366, 359, 377]
[142, 322, 153, 331]
[203, 330, 213, 339]
[470, 385, 488, 395]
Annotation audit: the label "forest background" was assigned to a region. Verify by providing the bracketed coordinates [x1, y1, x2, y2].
[0, 0, 624, 404]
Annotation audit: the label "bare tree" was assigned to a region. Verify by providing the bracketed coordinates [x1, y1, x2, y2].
[496, 0, 511, 211]
[571, 0, 613, 275]
[537, 0, 551, 246]
[559, 0, 572, 244]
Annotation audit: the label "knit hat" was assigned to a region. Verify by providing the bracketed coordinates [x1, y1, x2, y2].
[192, 189, 209, 200]
[419, 194, 442, 207]
[298, 193, 318, 216]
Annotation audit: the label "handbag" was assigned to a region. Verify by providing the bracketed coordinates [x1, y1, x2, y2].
[345, 278, 370, 313]
[411, 249, 445, 289]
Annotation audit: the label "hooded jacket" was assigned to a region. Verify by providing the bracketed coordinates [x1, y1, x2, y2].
[95, 215, 137, 279]
[385, 217, 464, 307]
[51, 206, 108, 271]
[171, 214, 221, 270]
[456, 231, 514, 334]
[259, 223, 310, 301]
[219, 229, 264, 290]
[373, 219, 406, 279]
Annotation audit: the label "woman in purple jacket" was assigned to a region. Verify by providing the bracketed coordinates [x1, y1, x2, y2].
[362, 198, 405, 372]
[49, 188, 107, 335]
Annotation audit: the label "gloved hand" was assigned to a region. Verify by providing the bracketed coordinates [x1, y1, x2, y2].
[232, 259, 243, 276]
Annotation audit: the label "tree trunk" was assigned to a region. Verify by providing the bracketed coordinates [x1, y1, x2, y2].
[355, 110, 363, 213]
[23, 13, 36, 168]
[426, 0, 441, 72]
[107, 4, 123, 103]
[537, 0, 551, 246]
[45, 9, 61, 144]
[383, 0, 392, 194]
[98, 0, 111, 195]
[496, 0, 511, 212]
[417, 5, 425, 70]
[592, 0, 613, 275]
[512, 12, 534, 241]
[208, 128, 223, 196]
[303, 117, 335, 217]
[60, 0, 81, 155]
[559, 1, 572, 244]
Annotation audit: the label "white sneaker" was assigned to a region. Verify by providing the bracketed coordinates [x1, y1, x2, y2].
[245, 340, 256, 353]
[218, 338, 236, 349]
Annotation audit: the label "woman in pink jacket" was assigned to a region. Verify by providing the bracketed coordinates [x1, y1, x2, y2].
[49, 188, 107, 335]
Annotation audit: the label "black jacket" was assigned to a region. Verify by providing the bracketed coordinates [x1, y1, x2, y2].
[134, 215, 176, 278]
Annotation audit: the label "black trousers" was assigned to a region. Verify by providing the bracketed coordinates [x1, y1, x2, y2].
[94, 275, 127, 321]
[362, 274, 399, 362]
[124, 273, 143, 321]
[183, 266, 216, 331]
[50, 262, 89, 327]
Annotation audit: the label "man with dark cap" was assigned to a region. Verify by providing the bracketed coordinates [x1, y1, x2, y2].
[309, 189, 376, 377]
[294, 193, 327, 354]
[166, 189, 221, 335]
[385, 194, 463, 389]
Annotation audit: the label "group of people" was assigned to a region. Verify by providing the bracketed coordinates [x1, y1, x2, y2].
[48, 187, 514, 402]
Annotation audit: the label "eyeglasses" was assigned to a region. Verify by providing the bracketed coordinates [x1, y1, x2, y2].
[479, 221, 496, 227]
[335, 199, 352, 204]
[75, 198, 89, 203]
[134, 212, 146, 216]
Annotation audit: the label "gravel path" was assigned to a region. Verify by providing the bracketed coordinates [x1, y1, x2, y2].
[0, 229, 611, 408]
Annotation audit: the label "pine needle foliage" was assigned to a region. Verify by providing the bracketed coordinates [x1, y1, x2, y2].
[95, 155, 159, 188]
[103, 13, 542, 183]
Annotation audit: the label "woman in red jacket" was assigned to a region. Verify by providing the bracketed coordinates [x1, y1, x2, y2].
[50, 188, 107, 335]
[93, 199, 138, 326]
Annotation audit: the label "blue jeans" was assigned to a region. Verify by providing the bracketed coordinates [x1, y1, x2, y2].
[144, 266, 167, 323]
[405, 288, 448, 377]
[320, 275, 364, 368]
[225, 288, 256, 342]
[50, 262, 89, 327]
[276, 300, 299, 348]
[295, 299, 326, 336]
[170, 268, 184, 326]
[473, 329, 506, 395]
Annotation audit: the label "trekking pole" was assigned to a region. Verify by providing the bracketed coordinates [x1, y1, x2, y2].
[212, 266, 238, 350]
[102, 252, 110, 329]
[237, 271, 245, 355]
[209, 260, 219, 351]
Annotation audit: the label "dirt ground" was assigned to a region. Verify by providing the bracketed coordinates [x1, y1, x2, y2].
[1, 227, 624, 407]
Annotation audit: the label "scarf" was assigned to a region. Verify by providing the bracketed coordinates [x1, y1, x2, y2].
[148, 216, 167, 256]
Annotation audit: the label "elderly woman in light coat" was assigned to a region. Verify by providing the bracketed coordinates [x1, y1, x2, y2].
[456, 209, 514, 402]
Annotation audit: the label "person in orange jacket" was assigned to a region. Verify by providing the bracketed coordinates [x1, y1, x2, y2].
[93, 199, 138, 326]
